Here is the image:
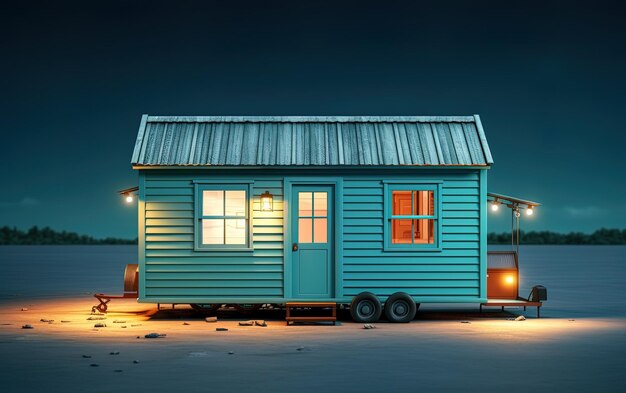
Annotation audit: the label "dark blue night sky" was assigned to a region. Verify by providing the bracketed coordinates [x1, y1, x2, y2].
[1, 1, 625, 238]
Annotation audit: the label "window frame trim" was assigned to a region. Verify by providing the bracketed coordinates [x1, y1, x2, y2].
[383, 180, 443, 252]
[193, 180, 254, 252]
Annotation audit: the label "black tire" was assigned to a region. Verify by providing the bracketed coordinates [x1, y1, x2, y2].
[384, 292, 417, 323]
[350, 292, 382, 323]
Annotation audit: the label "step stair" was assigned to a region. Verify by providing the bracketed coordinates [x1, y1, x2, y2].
[285, 302, 337, 325]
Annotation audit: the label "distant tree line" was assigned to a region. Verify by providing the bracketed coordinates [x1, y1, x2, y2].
[0, 226, 137, 245]
[488, 228, 626, 245]
[2, 225, 625, 246]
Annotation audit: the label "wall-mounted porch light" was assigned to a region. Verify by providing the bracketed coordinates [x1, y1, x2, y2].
[490, 199, 500, 212]
[260, 190, 274, 212]
[525, 206, 534, 216]
[118, 186, 139, 205]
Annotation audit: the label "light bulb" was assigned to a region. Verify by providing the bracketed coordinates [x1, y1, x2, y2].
[125, 195, 133, 203]
[491, 203, 499, 212]
[526, 207, 534, 216]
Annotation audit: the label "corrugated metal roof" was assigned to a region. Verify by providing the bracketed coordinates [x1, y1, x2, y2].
[131, 115, 493, 167]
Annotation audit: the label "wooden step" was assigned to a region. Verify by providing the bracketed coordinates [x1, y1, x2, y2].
[285, 302, 337, 325]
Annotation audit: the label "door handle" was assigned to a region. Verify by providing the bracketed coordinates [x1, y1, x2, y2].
[292, 243, 298, 251]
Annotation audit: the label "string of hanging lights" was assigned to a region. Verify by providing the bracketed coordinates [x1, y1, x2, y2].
[488, 192, 539, 217]
[487, 192, 541, 255]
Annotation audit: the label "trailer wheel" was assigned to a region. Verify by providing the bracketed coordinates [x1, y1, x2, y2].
[384, 292, 416, 323]
[350, 292, 382, 323]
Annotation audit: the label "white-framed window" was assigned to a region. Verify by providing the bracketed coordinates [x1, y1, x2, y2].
[194, 182, 252, 251]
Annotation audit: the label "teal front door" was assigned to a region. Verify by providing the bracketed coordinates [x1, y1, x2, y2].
[291, 185, 334, 298]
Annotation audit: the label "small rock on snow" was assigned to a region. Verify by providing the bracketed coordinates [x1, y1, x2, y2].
[515, 315, 526, 321]
[82, 355, 92, 358]
[114, 370, 123, 373]
[239, 320, 254, 326]
[255, 320, 267, 327]
[61, 320, 71, 323]
[110, 351, 120, 355]
[228, 351, 234, 355]
[40, 319, 53, 323]
[21, 324, 34, 329]
[363, 324, 376, 329]
[216, 327, 228, 331]
[182, 322, 190, 325]
[113, 320, 126, 324]
[90, 364, 99, 367]
[205, 317, 218, 323]
[133, 360, 139, 364]
[460, 320, 471, 324]
[94, 323, 106, 328]
[21, 308, 28, 311]
[87, 316, 106, 320]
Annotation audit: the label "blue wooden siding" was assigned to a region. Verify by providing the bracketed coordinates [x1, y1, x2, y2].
[341, 171, 482, 302]
[139, 169, 484, 303]
[141, 172, 284, 301]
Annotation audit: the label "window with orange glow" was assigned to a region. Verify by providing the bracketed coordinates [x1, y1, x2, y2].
[385, 183, 440, 250]
[391, 190, 434, 244]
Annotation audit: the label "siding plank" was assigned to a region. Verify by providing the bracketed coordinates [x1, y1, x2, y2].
[145, 272, 282, 279]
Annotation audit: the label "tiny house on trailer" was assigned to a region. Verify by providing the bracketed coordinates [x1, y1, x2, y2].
[129, 115, 495, 322]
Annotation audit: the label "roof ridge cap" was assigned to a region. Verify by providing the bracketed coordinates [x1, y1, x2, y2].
[145, 115, 478, 123]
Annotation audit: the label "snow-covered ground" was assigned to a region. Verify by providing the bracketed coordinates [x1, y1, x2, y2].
[0, 245, 625, 392]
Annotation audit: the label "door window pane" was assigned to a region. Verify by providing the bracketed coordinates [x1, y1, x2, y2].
[313, 192, 327, 216]
[225, 219, 246, 244]
[203, 190, 224, 216]
[202, 219, 224, 244]
[298, 218, 312, 243]
[225, 190, 246, 217]
[391, 219, 412, 244]
[314, 218, 328, 243]
[299, 192, 313, 216]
